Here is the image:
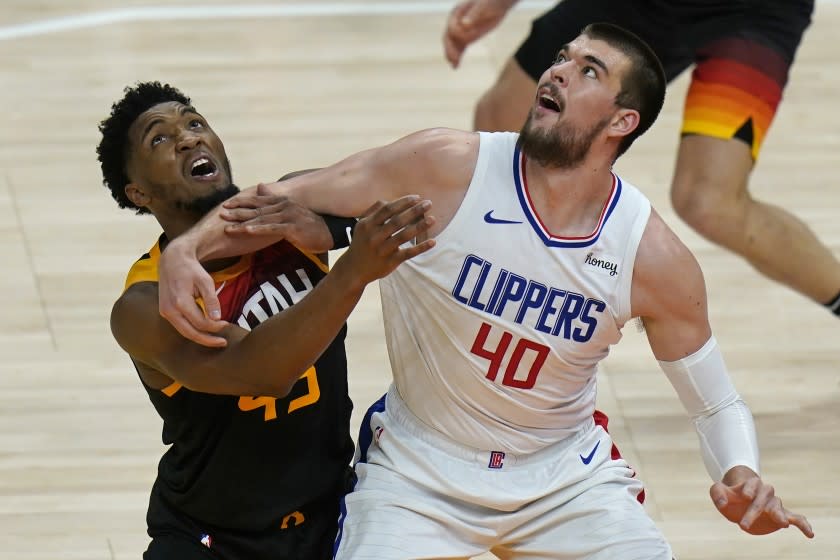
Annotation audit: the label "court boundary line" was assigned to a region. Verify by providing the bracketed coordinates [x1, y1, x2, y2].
[3, 174, 57, 351]
[0, 2, 554, 41]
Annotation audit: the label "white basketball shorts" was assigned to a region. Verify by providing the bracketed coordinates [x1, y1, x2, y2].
[333, 384, 672, 559]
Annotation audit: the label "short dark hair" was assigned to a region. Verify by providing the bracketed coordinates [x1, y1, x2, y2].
[582, 22, 666, 159]
[97, 81, 192, 214]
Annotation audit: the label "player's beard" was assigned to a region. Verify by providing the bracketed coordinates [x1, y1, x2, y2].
[518, 110, 611, 169]
[178, 182, 240, 217]
[176, 156, 239, 217]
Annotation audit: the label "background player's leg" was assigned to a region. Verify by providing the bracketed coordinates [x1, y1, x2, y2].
[474, 58, 536, 132]
[670, 21, 840, 308]
[671, 134, 840, 305]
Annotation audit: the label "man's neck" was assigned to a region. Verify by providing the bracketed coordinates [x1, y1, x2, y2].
[523, 155, 616, 237]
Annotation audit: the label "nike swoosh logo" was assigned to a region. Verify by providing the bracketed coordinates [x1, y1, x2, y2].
[579, 440, 600, 465]
[483, 210, 523, 225]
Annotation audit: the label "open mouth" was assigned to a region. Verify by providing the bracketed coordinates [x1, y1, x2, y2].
[538, 94, 561, 112]
[189, 156, 218, 179]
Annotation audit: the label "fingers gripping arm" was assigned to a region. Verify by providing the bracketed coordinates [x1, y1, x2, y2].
[187, 128, 462, 263]
[159, 128, 472, 344]
[264, 168, 357, 249]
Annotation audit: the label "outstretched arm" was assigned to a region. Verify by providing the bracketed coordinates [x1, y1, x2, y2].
[114, 196, 435, 395]
[159, 128, 478, 344]
[632, 209, 813, 539]
[192, 127, 477, 260]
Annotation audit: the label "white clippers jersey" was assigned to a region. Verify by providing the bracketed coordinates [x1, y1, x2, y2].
[379, 132, 651, 454]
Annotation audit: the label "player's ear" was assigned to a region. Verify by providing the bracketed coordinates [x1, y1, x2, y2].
[609, 108, 640, 139]
[125, 182, 152, 209]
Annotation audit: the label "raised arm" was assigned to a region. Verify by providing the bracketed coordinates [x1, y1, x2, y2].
[632, 209, 812, 538]
[201, 127, 477, 259]
[159, 128, 478, 343]
[113, 196, 435, 395]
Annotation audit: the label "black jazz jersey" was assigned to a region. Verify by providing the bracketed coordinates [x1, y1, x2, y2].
[123, 238, 354, 531]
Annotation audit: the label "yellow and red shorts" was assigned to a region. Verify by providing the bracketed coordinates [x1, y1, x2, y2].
[515, 0, 814, 159]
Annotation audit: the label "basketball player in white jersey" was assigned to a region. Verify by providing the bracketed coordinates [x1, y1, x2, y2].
[156, 23, 813, 558]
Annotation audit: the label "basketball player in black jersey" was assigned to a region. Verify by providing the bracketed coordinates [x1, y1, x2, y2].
[96, 81, 435, 559]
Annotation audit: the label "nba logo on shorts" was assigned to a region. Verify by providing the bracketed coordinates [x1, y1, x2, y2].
[488, 451, 505, 469]
[200, 534, 212, 548]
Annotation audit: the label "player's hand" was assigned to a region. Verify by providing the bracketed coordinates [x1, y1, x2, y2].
[711, 466, 813, 538]
[158, 237, 228, 348]
[335, 195, 436, 284]
[443, 0, 517, 68]
[221, 183, 333, 252]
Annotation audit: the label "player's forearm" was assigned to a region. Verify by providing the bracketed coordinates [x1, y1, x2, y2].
[262, 167, 373, 218]
[201, 227, 282, 261]
[692, 398, 760, 481]
[659, 337, 761, 480]
[175, 196, 283, 262]
[212, 255, 367, 396]
[263, 143, 417, 219]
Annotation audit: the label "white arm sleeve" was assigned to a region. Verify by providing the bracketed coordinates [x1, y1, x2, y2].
[658, 336, 760, 481]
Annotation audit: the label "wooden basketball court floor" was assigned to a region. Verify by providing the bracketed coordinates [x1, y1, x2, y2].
[1, 1, 837, 558]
